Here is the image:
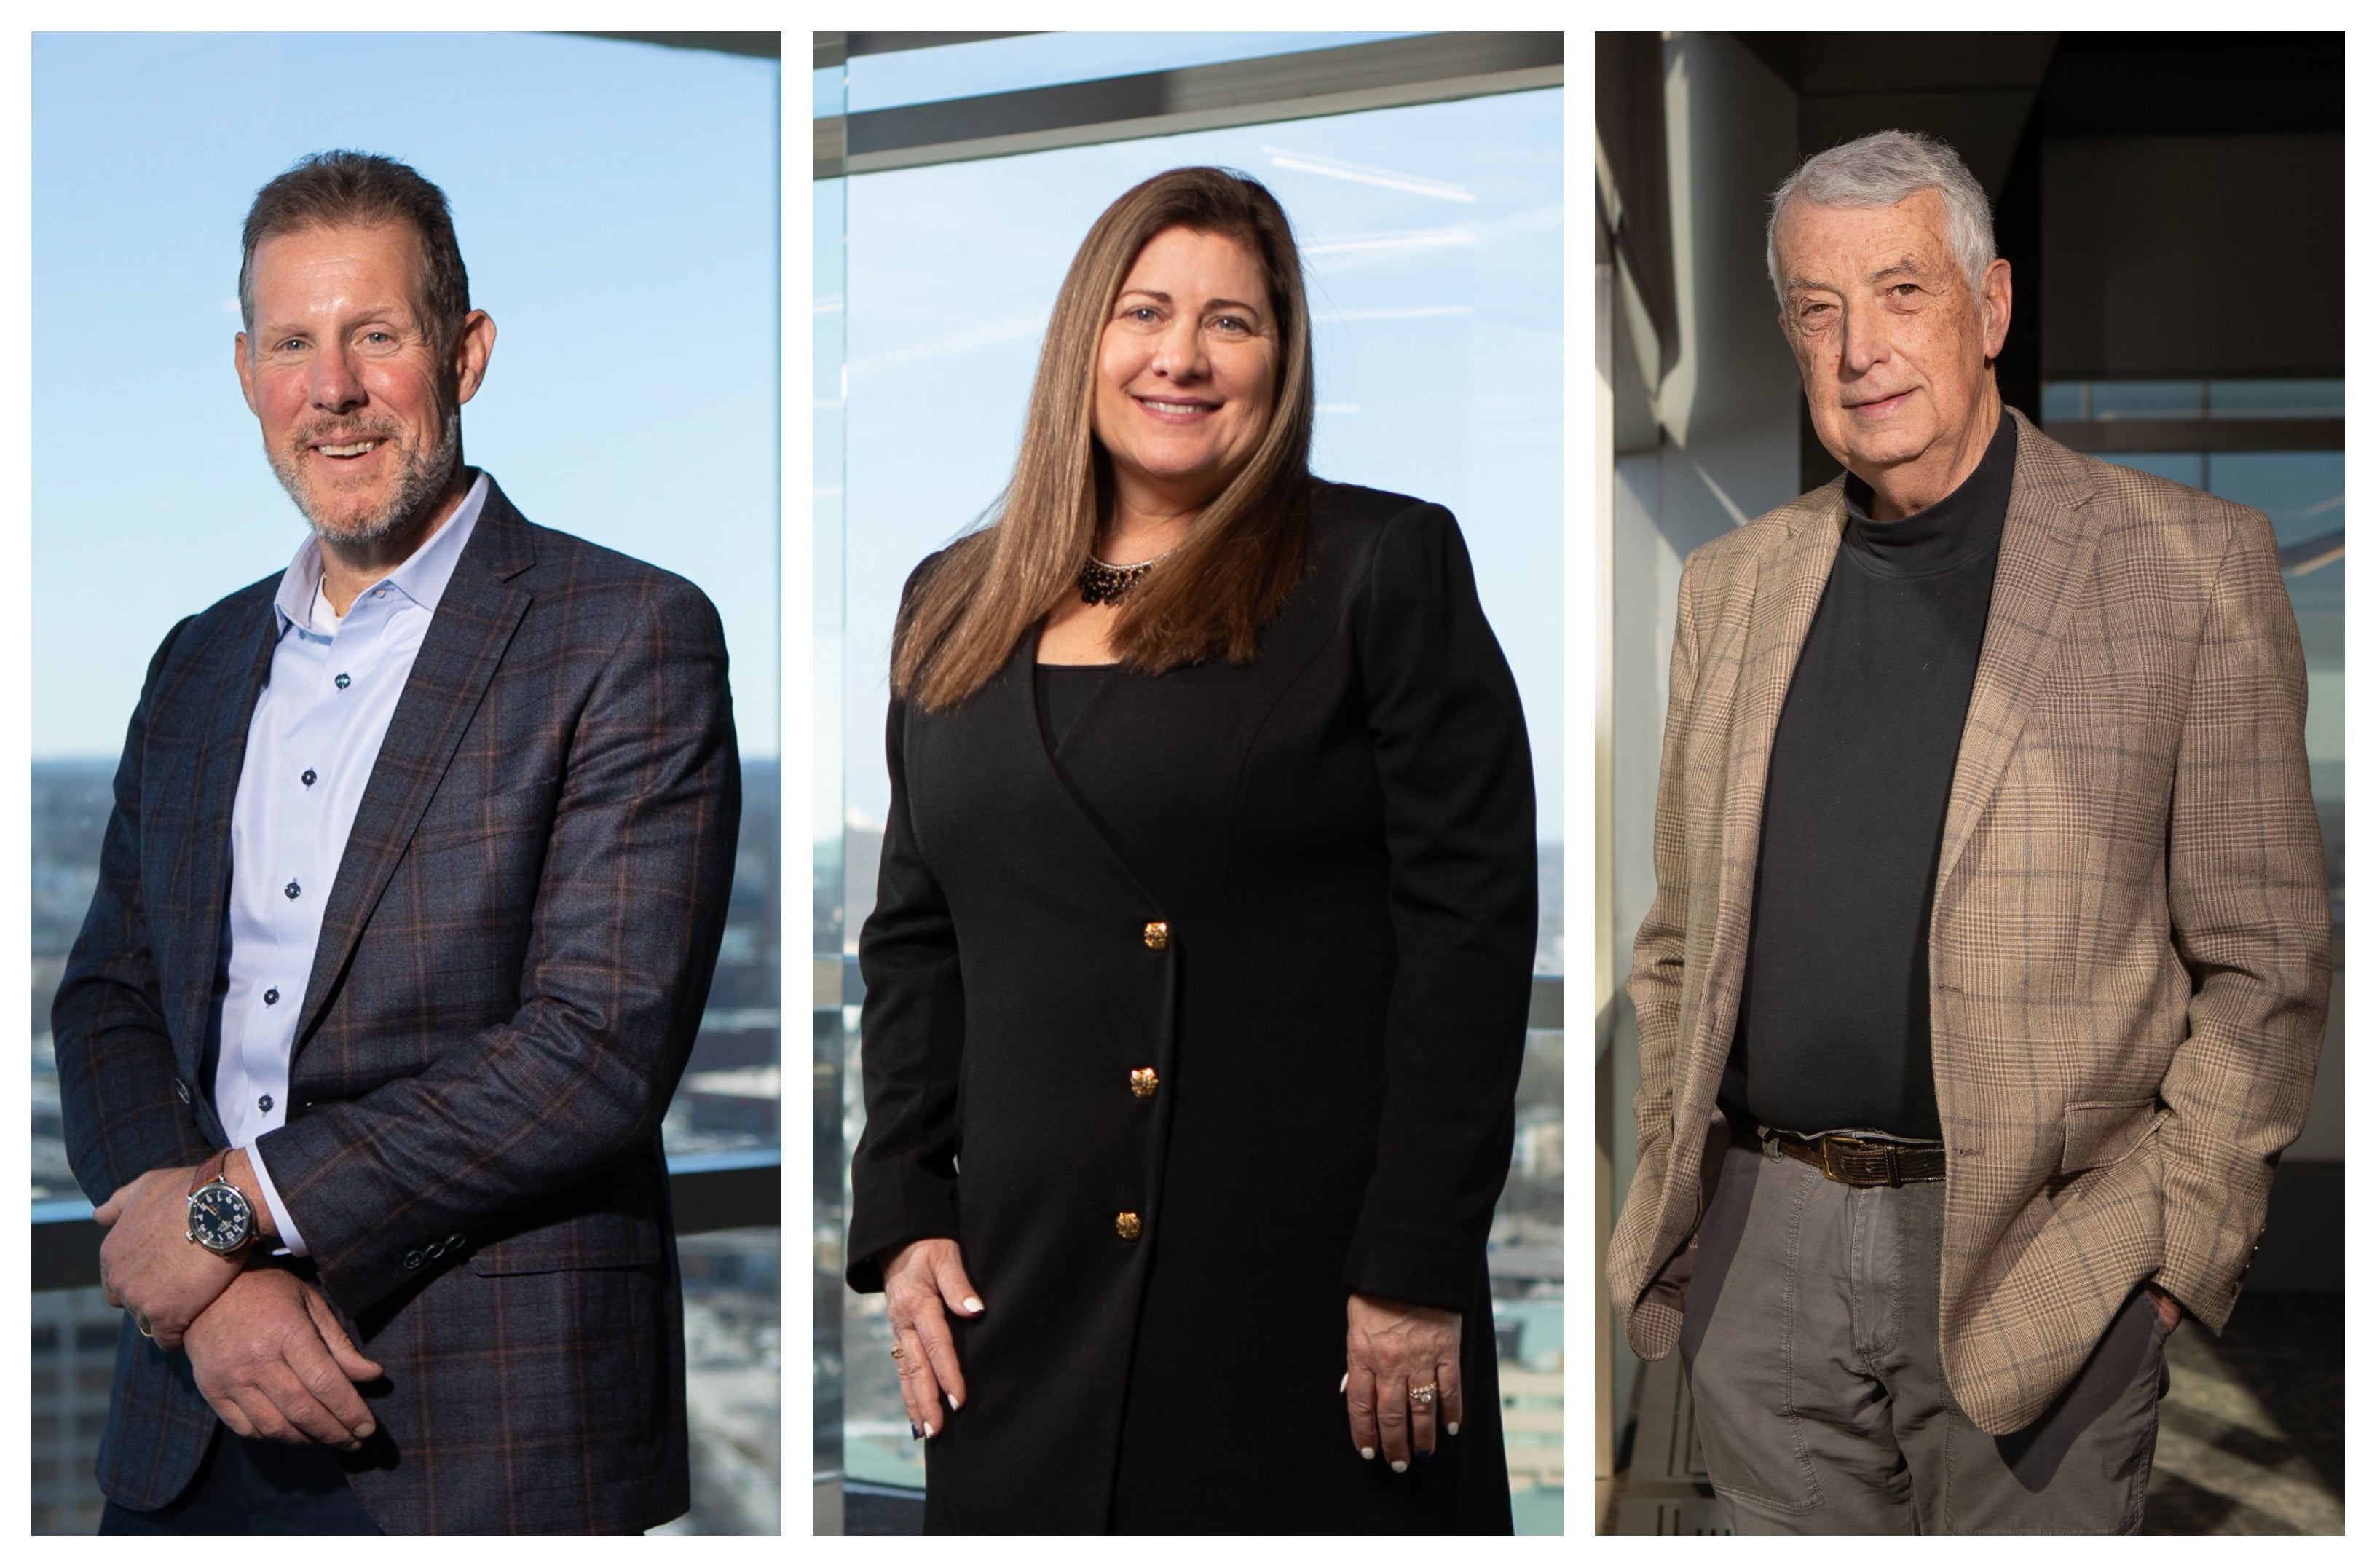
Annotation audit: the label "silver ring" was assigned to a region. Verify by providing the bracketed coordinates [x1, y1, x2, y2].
[133, 1312, 154, 1340]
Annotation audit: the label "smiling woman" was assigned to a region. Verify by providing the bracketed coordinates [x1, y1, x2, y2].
[1095, 229, 1280, 505]
[843, 167, 1540, 1534]
[1048, 225, 1285, 661]
[888, 169, 1318, 709]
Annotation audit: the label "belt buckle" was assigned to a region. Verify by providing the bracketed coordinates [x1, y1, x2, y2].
[1819, 1135, 1899, 1187]
[1818, 1136, 1851, 1183]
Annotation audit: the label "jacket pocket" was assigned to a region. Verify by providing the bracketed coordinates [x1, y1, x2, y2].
[2060, 1098, 2161, 1175]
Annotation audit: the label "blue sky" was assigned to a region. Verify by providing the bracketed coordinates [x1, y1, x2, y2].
[31, 32, 780, 758]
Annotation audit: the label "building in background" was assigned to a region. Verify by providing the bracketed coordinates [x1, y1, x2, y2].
[1592, 31, 2344, 1534]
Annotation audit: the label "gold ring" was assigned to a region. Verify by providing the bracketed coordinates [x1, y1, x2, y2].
[1408, 1382, 1438, 1406]
[891, 1345, 904, 1360]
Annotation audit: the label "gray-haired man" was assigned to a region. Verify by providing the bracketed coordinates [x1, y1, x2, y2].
[1607, 130, 2328, 1532]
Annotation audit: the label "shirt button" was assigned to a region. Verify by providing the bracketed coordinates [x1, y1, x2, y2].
[334, 673, 352, 690]
[301, 769, 317, 787]
[1115, 1211, 1143, 1241]
[263, 988, 279, 1005]
[285, 881, 301, 899]
[402, 1250, 423, 1271]
[258, 1094, 274, 1113]
[1142, 921, 1170, 950]
[1130, 1068, 1158, 1100]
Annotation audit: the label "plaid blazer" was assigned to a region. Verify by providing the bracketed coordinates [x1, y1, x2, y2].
[1607, 412, 2330, 1435]
[53, 476, 741, 1532]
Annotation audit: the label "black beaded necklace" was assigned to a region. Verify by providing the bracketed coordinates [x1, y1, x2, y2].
[1075, 551, 1170, 606]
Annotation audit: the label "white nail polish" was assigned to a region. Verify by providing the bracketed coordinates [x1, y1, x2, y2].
[923, 1422, 936, 1439]
[1390, 1460, 1408, 1473]
[963, 1296, 984, 1314]
[946, 1392, 958, 1411]
[1447, 1422, 1460, 1435]
[1360, 1446, 1376, 1461]
[1339, 1373, 1349, 1393]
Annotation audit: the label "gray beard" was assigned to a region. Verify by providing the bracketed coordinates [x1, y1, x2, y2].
[269, 411, 462, 550]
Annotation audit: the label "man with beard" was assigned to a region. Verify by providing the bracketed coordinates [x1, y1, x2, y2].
[53, 151, 741, 1533]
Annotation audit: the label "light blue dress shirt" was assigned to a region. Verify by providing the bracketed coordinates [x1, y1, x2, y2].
[217, 472, 489, 1253]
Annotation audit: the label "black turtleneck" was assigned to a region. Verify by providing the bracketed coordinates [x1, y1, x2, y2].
[1722, 410, 2016, 1140]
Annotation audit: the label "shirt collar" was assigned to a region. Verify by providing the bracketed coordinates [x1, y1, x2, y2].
[272, 469, 492, 637]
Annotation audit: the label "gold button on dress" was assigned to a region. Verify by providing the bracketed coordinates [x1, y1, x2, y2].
[1130, 1068, 1158, 1099]
[1142, 921, 1169, 950]
[1114, 1211, 1143, 1240]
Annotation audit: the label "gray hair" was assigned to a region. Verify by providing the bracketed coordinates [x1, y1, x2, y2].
[1765, 130, 1996, 308]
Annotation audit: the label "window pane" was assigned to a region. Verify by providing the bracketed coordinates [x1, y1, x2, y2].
[29, 1288, 112, 1537]
[2086, 379, 2204, 419]
[2210, 379, 2346, 419]
[671, 1227, 784, 1534]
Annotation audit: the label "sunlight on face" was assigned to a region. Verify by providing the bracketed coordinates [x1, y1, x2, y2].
[236, 222, 464, 545]
[1092, 226, 1280, 521]
[1775, 190, 2009, 511]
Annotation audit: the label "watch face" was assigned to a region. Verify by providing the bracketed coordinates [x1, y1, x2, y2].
[189, 1183, 252, 1253]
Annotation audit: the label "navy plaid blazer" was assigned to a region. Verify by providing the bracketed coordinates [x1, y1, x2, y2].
[53, 476, 741, 1533]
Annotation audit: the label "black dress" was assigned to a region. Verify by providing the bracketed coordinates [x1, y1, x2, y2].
[848, 482, 1538, 1533]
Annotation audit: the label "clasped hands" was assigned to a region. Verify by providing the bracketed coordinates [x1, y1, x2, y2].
[95, 1162, 381, 1450]
[880, 1239, 1460, 1470]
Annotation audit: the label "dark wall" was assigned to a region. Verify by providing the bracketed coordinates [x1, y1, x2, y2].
[2041, 133, 2344, 379]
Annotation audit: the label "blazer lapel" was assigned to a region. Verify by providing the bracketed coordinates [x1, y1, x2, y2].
[1932, 412, 2104, 896]
[291, 489, 537, 1052]
[1686, 495, 1845, 1080]
[173, 600, 281, 1082]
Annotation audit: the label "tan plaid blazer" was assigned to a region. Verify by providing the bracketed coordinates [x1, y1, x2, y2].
[1607, 411, 2331, 1435]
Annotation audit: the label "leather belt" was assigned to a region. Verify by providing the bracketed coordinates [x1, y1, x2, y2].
[1770, 1130, 1945, 1187]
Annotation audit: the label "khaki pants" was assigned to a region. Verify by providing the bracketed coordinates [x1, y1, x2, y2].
[1679, 1138, 2170, 1534]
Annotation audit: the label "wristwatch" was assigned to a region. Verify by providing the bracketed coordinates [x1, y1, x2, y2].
[186, 1151, 258, 1256]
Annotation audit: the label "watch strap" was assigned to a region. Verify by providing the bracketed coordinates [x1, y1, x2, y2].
[189, 1149, 232, 1197]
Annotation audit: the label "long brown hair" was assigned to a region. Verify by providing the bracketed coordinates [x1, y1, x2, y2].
[892, 167, 1317, 711]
